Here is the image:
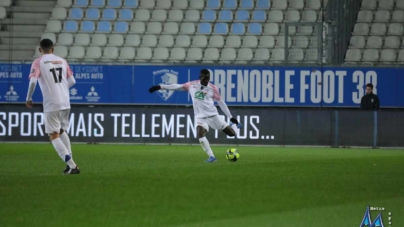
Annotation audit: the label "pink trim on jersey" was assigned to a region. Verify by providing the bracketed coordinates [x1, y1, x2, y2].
[182, 80, 197, 91]
[66, 60, 73, 78]
[211, 83, 221, 101]
[28, 56, 43, 79]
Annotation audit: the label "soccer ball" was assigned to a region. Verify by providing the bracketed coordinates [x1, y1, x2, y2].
[226, 148, 240, 162]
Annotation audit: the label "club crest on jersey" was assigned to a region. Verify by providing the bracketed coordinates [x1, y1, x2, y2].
[153, 69, 179, 101]
[194, 91, 206, 100]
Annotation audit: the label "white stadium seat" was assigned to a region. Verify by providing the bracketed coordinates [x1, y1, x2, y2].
[74, 34, 91, 46]
[151, 9, 167, 21]
[56, 0, 73, 7]
[392, 10, 404, 22]
[191, 35, 208, 47]
[275, 36, 292, 48]
[146, 22, 162, 34]
[141, 35, 158, 47]
[51, 8, 67, 20]
[135, 47, 152, 61]
[288, 49, 304, 62]
[189, 0, 204, 9]
[139, 0, 155, 8]
[366, 36, 382, 48]
[129, 22, 145, 34]
[293, 36, 309, 48]
[285, 10, 300, 22]
[156, 0, 172, 9]
[380, 49, 396, 62]
[305, 49, 318, 62]
[124, 34, 141, 46]
[225, 35, 241, 47]
[57, 33, 73, 45]
[54, 46, 68, 58]
[242, 36, 258, 48]
[186, 47, 203, 61]
[158, 35, 174, 47]
[362, 49, 379, 62]
[301, 10, 317, 22]
[345, 49, 362, 62]
[384, 36, 400, 49]
[361, 0, 376, 10]
[68, 46, 85, 60]
[357, 10, 373, 22]
[253, 49, 270, 64]
[108, 34, 124, 46]
[175, 35, 191, 47]
[258, 36, 275, 48]
[289, 0, 305, 10]
[388, 23, 404, 35]
[172, 0, 188, 9]
[378, 0, 394, 10]
[272, 0, 287, 10]
[208, 35, 224, 48]
[349, 36, 366, 48]
[179, 23, 195, 34]
[306, 0, 321, 10]
[203, 48, 220, 62]
[152, 47, 169, 62]
[135, 9, 150, 21]
[84, 46, 102, 61]
[102, 47, 119, 60]
[169, 47, 186, 61]
[220, 48, 236, 62]
[46, 20, 62, 33]
[369, 23, 386, 35]
[168, 10, 184, 21]
[163, 22, 179, 34]
[268, 11, 284, 22]
[185, 10, 200, 21]
[91, 34, 107, 46]
[263, 23, 279, 35]
[118, 47, 136, 61]
[236, 48, 253, 63]
[374, 10, 390, 22]
[398, 49, 404, 62]
[270, 48, 285, 62]
[352, 23, 369, 35]
[396, 0, 404, 10]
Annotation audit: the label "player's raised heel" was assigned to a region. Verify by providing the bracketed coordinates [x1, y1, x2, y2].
[63, 166, 80, 174]
[205, 156, 217, 163]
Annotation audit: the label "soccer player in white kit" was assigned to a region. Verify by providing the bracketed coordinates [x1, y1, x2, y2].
[149, 69, 242, 162]
[26, 39, 80, 174]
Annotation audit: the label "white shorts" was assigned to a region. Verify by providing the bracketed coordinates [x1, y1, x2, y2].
[195, 115, 228, 132]
[44, 109, 70, 134]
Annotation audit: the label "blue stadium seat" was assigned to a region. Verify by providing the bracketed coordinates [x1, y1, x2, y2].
[218, 10, 233, 22]
[119, 9, 133, 20]
[202, 10, 216, 21]
[235, 10, 250, 21]
[214, 23, 228, 34]
[102, 8, 116, 20]
[69, 8, 84, 19]
[114, 21, 128, 33]
[252, 10, 266, 22]
[231, 23, 245, 34]
[257, 0, 270, 9]
[74, 0, 88, 7]
[86, 8, 100, 20]
[64, 21, 78, 32]
[248, 23, 262, 34]
[223, 0, 237, 9]
[206, 0, 221, 9]
[239, 0, 253, 9]
[91, 0, 105, 7]
[97, 21, 111, 32]
[123, 0, 138, 8]
[107, 0, 121, 7]
[198, 23, 212, 34]
[81, 21, 95, 32]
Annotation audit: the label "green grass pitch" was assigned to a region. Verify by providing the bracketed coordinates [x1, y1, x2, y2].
[0, 144, 403, 227]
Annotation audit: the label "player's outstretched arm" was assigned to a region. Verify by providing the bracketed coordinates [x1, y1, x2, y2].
[149, 84, 185, 93]
[216, 99, 239, 124]
[26, 77, 37, 108]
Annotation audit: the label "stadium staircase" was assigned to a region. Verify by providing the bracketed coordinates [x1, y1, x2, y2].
[0, 0, 56, 61]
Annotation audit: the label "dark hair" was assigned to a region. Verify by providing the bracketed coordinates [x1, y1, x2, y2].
[200, 69, 210, 75]
[40, 39, 54, 51]
[366, 83, 373, 89]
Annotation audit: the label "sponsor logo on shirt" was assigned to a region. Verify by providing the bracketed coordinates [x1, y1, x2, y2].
[4, 85, 19, 101]
[194, 91, 206, 100]
[86, 86, 100, 102]
[153, 69, 179, 101]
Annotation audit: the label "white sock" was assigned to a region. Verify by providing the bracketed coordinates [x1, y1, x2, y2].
[52, 138, 77, 168]
[199, 137, 214, 157]
[60, 132, 72, 157]
[231, 124, 239, 137]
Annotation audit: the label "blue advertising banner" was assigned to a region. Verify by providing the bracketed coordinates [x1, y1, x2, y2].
[0, 63, 402, 107]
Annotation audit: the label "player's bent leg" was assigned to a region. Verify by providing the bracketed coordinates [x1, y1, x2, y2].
[222, 126, 236, 137]
[197, 126, 217, 163]
[59, 129, 72, 157]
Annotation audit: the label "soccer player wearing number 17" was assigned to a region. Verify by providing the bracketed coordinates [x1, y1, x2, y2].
[25, 39, 80, 174]
[149, 69, 242, 163]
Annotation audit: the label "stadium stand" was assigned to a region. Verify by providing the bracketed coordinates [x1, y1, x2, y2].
[346, 0, 404, 65]
[0, 0, 327, 63]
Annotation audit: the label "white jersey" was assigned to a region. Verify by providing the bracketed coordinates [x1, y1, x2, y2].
[182, 80, 221, 119]
[29, 54, 73, 113]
